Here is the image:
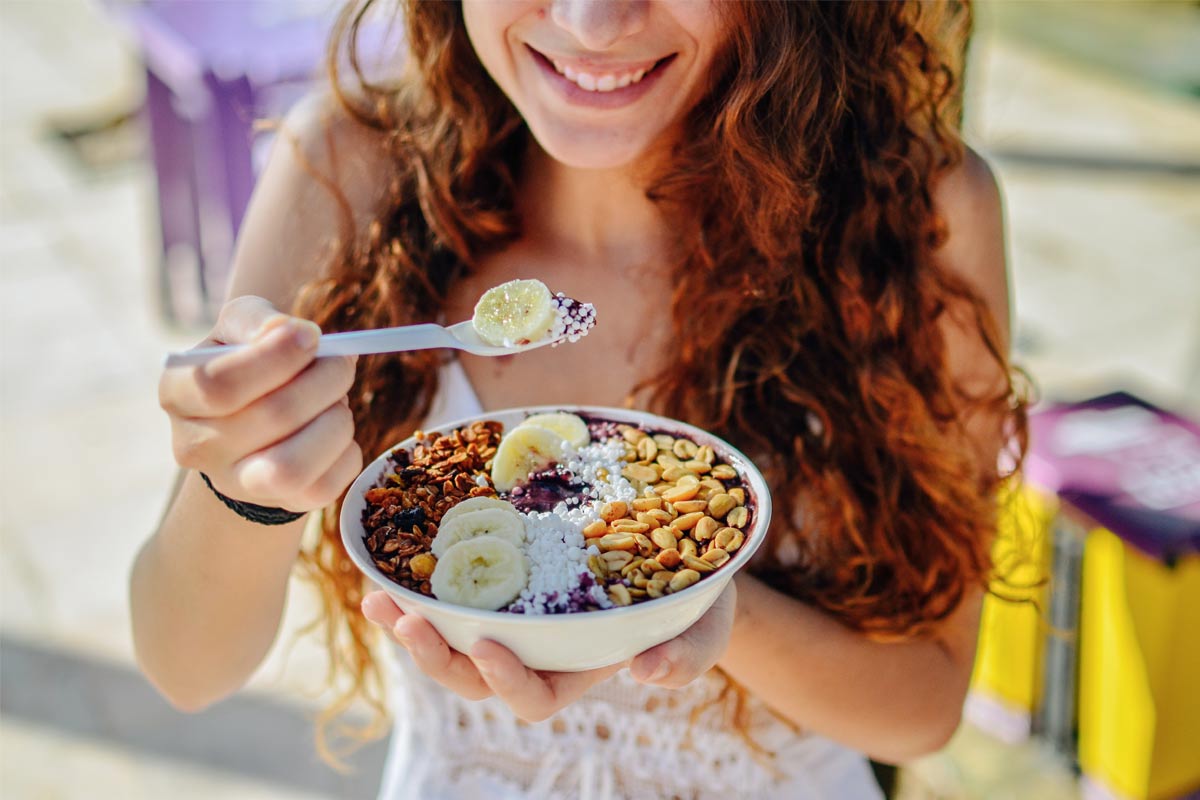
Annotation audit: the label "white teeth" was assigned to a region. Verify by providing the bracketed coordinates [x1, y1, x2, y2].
[554, 63, 653, 93]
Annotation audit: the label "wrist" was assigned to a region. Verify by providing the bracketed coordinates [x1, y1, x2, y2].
[198, 472, 306, 526]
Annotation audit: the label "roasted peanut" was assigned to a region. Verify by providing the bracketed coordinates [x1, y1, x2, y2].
[601, 550, 634, 570]
[710, 464, 738, 480]
[692, 515, 720, 541]
[656, 548, 682, 569]
[622, 464, 659, 483]
[727, 505, 749, 529]
[631, 496, 663, 512]
[707, 493, 737, 520]
[669, 569, 701, 592]
[599, 501, 628, 523]
[662, 484, 699, 503]
[714, 527, 745, 552]
[598, 533, 637, 552]
[588, 554, 608, 579]
[650, 527, 677, 551]
[671, 511, 705, 531]
[672, 439, 698, 459]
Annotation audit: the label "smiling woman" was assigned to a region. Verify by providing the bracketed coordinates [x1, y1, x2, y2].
[462, 1, 726, 166]
[133, 1, 1027, 799]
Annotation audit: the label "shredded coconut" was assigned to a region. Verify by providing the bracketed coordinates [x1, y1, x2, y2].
[506, 436, 634, 614]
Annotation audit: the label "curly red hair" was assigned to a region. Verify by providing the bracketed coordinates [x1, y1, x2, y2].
[292, 0, 1028, 764]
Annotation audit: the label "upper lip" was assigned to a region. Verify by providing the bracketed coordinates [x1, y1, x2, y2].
[526, 44, 665, 75]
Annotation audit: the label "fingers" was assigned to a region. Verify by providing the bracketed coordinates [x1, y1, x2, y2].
[361, 590, 404, 629]
[211, 295, 291, 345]
[394, 615, 494, 701]
[160, 317, 322, 419]
[469, 640, 624, 722]
[171, 355, 357, 465]
[230, 400, 356, 507]
[630, 580, 738, 689]
[361, 592, 492, 701]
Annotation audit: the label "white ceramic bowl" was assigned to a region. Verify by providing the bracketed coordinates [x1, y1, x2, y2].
[341, 405, 771, 672]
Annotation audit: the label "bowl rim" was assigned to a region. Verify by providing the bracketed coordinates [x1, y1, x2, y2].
[340, 404, 772, 623]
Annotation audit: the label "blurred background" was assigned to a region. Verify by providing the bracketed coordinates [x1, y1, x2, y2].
[1, 1, 1197, 798]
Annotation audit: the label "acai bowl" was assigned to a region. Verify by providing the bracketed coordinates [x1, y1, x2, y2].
[340, 406, 771, 671]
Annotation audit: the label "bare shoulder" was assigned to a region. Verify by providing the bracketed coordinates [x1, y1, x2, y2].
[276, 91, 394, 224]
[224, 91, 395, 308]
[931, 147, 1015, 473]
[930, 146, 1010, 338]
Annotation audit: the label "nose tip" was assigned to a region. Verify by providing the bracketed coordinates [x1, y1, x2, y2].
[550, 0, 648, 51]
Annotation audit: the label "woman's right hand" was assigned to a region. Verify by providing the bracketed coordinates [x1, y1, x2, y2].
[158, 295, 362, 513]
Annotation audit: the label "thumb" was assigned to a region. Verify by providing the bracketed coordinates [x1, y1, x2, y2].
[209, 295, 315, 346]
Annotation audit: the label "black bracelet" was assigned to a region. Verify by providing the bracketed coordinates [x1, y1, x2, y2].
[199, 473, 306, 526]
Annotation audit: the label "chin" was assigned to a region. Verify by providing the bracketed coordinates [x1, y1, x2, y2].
[527, 118, 657, 171]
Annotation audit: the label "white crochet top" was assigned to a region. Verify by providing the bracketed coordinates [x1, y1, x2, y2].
[375, 361, 883, 800]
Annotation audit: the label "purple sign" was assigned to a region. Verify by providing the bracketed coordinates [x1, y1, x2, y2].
[1026, 392, 1200, 563]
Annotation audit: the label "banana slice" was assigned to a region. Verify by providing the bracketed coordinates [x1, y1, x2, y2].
[430, 535, 528, 611]
[431, 508, 526, 558]
[438, 496, 523, 529]
[472, 279, 556, 347]
[490, 424, 567, 492]
[517, 412, 590, 448]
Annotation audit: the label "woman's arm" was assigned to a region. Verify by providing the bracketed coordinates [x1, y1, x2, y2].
[719, 577, 981, 763]
[131, 94, 388, 710]
[711, 149, 1012, 763]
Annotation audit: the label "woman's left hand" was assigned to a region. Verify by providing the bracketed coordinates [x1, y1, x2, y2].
[361, 580, 737, 722]
[627, 578, 737, 688]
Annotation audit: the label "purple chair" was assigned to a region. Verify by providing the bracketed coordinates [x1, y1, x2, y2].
[114, 2, 336, 325]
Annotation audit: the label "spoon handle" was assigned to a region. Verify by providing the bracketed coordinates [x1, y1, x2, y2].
[164, 324, 457, 367]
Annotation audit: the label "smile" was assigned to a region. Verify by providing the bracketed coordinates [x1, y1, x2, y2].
[549, 58, 652, 93]
[526, 46, 675, 108]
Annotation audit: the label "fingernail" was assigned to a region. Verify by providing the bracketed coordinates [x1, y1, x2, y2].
[253, 314, 290, 341]
[293, 320, 320, 350]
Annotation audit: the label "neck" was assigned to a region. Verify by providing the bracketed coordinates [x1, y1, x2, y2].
[517, 140, 675, 266]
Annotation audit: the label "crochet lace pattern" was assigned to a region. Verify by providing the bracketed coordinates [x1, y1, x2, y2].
[378, 649, 871, 800]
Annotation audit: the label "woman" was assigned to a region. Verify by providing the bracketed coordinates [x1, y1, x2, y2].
[132, 1, 1027, 798]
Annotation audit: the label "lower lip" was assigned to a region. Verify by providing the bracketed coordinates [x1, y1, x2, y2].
[527, 46, 673, 110]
